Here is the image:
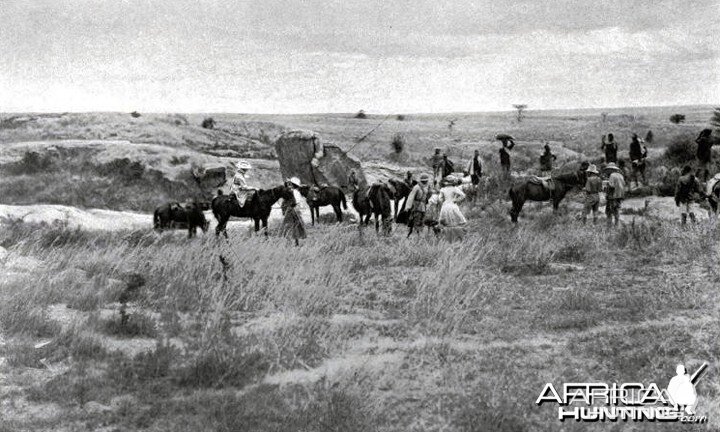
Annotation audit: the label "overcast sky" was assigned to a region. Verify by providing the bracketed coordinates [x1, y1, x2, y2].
[1, 0, 718, 113]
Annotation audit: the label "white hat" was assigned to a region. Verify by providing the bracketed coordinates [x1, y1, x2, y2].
[288, 177, 302, 187]
[443, 174, 459, 184]
[605, 162, 620, 172]
[235, 160, 251, 170]
[586, 164, 599, 175]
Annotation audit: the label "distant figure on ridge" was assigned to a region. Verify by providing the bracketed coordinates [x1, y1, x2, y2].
[629, 133, 648, 187]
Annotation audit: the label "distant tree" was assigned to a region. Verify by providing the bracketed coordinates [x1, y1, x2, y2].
[711, 107, 720, 128]
[390, 133, 405, 154]
[396, 114, 406, 121]
[201, 117, 215, 129]
[669, 114, 686, 124]
[448, 119, 457, 130]
[355, 110, 367, 119]
[130, 111, 141, 118]
[645, 130, 654, 144]
[601, 112, 608, 123]
[513, 104, 528, 122]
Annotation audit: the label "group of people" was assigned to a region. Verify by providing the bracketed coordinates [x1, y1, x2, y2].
[580, 162, 626, 226]
[600, 132, 649, 187]
[404, 172, 468, 239]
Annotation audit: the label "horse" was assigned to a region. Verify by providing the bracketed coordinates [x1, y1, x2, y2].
[352, 187, 373, 226]
[387, 178, 414, 220]
[368, 183, 393, 234]
[153, 201, 209, 238]
[508, 171, 585, 223]
[211, 186, 289, 238]
[299, 185, 347, 225]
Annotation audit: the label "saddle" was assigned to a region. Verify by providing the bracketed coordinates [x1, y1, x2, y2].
[528, 176, 554, 192]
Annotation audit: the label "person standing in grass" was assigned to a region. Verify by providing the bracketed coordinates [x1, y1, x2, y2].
[629, 133, 648, 187]
[582, 164, 602, 224]
[601, 133, 618, 164]
[405, 173, 431, 237]
[675, 165, 704, 225]
[539, 143, 556, 176]
[280, 177, 307, 246]
[466, 149, 483, 185]
[438, 175, 467, 229]
[604, 162, 626, 227]
[695, 129, 714, 182]
[431, 148, 444, 187]
[496, 134, 515, 174]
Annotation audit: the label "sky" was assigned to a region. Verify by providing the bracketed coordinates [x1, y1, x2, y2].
[0, 0, 718, 113]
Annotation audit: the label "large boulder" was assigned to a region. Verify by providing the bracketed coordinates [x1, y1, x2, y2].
[274, 130, 367, 192]
[192, 162, 227, 191]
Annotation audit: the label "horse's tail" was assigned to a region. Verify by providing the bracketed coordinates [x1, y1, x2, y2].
[340, 191, 347, 210]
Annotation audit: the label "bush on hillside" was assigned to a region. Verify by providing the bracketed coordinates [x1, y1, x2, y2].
[354, 110, 367, 119]
[664, 136, 696, 165]
[201, 117, 215, 129]
[391, 133, 406, 154]
[669, 114, 685, 124]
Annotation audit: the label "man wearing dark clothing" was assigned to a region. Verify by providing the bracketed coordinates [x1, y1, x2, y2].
[499, 147, 511, 173]
[696, 129, 714, 182]
[466, 150, 482, 185]
[601, 133, 618, 163]
[539, 143, 557, 176]
[675, 165, 704, 225]
[441, 154, 455, 178]
[629, 134, 648, 187]
[496, 134, 515, 174]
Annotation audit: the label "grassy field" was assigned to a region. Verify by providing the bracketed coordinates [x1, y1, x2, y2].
[0, 107, 719, 431]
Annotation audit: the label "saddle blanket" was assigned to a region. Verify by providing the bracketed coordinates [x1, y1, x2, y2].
[528, 176, 554, 191]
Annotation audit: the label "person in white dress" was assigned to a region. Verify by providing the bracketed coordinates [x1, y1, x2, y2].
[438, 175, 467, 227]
[229, 160, 255, 206]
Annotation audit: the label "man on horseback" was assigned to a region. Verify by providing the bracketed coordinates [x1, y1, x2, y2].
[629, 133, 648, 187]
[229, 160, 256, 207]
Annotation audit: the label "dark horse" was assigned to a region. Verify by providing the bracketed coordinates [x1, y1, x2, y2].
[211, 186, 289, 238]
[351, 184, 393, 234]
[387, 178, 414, 220]
[300, 186, 347, 225]
[352, 186, 373, 226]
[508, 171, 585, 223]
[369, 184, 393, 234]
[153, 201, 209, 238]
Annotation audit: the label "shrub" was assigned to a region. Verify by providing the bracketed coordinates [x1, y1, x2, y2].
[101, 312, 157, 338]
[664, 136, 696, 164]
[669, 114, 685, 124]
[354, 110, 367, 119]
[9, 151, 54, 174]
[396, 114, 406, 121]
[130, 111, 141, 118]
[390, 133, 405, 154]
[201, 117, 215, 129]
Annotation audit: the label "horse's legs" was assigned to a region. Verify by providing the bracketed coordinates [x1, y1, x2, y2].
[394, 198, 399, 220]
[374, 213, 380, 233]
[262, 218, 268, 237]
[254, 218, 260, 233]
[311, 206, 316, 225]
[333, 204, 342, 222]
